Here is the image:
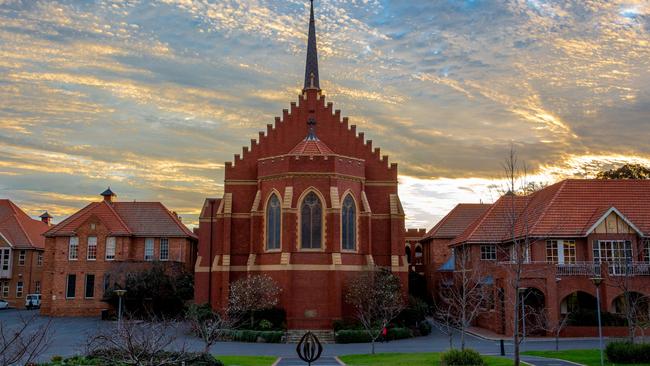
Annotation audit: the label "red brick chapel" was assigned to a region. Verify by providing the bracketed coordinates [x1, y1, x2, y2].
[194, 0, 408, 331]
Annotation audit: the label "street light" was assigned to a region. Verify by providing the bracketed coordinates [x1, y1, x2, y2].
[115, 289, 127, 331]
[591, 277, 604, 366]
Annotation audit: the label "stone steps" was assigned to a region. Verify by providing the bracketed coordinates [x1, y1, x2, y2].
[285, 329, 336, 344]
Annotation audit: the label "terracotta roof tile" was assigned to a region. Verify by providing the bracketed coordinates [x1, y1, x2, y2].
[289, 137, 334, 155]
[451, 179, 650, 245]
[0, 200, 49, 248]
[423, 203, 491, 239]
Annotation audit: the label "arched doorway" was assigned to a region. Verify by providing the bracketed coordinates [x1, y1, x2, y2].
[612, 291, 650, 323]
[561, 291, 597, 314]
[405, 245, 412, 265]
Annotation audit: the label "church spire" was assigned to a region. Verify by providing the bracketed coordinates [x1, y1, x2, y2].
[303, 0, 320, 90]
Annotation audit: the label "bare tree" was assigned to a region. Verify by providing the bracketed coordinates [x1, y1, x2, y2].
[87, 317, 191, 366]
[607, 265, 650, 343]
[439, 244, 492, 350]
[529, 306, 570, 351]
[345, 268, 406, 354]
[432, 297, 457, 350]
[186, 304, 241, 354]
[228, 274, 282, 329]
[0, 313, 53, 366]
[500, 145, 536, 366]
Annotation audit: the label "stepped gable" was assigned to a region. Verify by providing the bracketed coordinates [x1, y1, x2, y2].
[224, 91, 397, 182]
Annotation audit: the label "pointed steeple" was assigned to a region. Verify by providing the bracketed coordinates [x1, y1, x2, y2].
[303, 0, 320, 90]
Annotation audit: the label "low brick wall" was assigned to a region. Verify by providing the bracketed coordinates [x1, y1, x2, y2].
[561, 326, 630, 337]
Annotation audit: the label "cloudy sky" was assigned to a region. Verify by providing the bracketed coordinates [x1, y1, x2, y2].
[0, 0, 649, 229]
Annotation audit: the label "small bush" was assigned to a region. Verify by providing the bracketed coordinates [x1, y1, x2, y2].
[335, 330, 373, 343]
[606, 341, 650, 363]
[333, 319, 363, 331]
[418, 321, 432, 336]
[441, 349, 486, 366]
[43, 353, 223, 366]
[258, 319, 273, 330]
[568, 309, 627, 326]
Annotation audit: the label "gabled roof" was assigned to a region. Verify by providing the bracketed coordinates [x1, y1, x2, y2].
[0, 199, 49, 249]
[451, 179, 650, 245]
[422, 203, 491, 240]
[45, 200, 196, 239]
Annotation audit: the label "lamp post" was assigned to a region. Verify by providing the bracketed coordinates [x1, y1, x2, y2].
[591, 277, 604, 366]
[115, 289, 127, 331]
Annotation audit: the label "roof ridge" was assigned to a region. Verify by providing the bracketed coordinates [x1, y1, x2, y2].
[156, 202, 197, 238]
[103, 201, 133, 235]
[425, 204, 461, 239]
[45, 202, 97, 236]
[527, 179, 568, 235]
[454, 198, 501, 244]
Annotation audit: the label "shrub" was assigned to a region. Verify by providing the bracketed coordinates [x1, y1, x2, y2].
[396, 296, 430, 327]
[221, 330, 283, 343]
[335, 330, 373, 343]
[441, 349, 486, 366]
[387, 327, 413, 340]
[258, 319, 273, 330]
[568, 309, 627, 326]
[335, 328, 413, 343]
[333, 319, 363, 331]
[43, 353, 223, 366]
[418, 321, 432, 336]
[606, 341, 650, 363]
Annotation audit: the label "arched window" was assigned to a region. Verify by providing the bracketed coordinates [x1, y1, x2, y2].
[301, 191, 322, 249]
[405, 246, 412, 264]
[341, 195, 356, 250]
[266, 194, 281, 250]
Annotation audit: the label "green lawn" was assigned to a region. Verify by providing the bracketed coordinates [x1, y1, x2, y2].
[216, 355, 278, 366]
[339, 352, 512, 366]
[522, 349, 650, 366]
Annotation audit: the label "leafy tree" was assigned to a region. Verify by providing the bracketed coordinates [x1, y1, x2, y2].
[597, 164, 650, 179]
[228, 274, 282, 329]
[345, 268, 406, 354]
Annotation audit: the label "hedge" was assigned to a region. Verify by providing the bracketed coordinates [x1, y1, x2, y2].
[220, 330, 284, 343]
[44, 352, 224, 366]
[606, 341, 650, 363]
[335, 327, 413, 343]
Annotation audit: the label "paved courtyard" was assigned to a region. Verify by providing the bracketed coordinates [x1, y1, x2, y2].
[0, 308, 606, 364]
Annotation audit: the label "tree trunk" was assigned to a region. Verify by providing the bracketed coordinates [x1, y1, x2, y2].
[371, 339, 375, 354]
[250, 312, 255, 329]
[555, 335, 559, 352]
[513, 294, 520, 366]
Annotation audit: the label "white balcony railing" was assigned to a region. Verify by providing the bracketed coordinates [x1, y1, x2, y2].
[607, 262, 650, 276]
[556, 262, 601, 277]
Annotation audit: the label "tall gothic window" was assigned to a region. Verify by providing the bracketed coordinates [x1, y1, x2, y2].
[341, 195, 356, 250]
[301, 191, 322, 249]
[266, 194, 281, 250]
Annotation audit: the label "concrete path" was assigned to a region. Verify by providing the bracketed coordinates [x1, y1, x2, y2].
[520, 355, 584, 366]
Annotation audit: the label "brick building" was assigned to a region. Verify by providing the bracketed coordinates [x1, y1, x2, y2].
[41, 188, 197, 316]
[419, 203, 490, 296]
[195, 1, 408, 332]
[0, 200, 50, 308]
[444, 179, 650, 337]
[405, 228, 427, 274]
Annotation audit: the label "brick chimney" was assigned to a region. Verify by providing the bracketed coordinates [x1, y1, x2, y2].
[39, 211, 52, 226]
[100, 187, 116, 204]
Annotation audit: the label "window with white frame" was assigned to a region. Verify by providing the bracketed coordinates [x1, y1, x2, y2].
[145, 238, 154, 261]
[1, 281, 8, 297]
[1, 248, 10, 270]
[18, 250, 26, 265]
[69, 237, 79, 260]
[546, 240, 576, 264]
[593, 240, 632, 263]
[16, 281, 23, 298]
[105, 237, 116, 260]
[160, 238, 169, 261]
[480, 245, 497, 261]
[34, 280, 41, 294]
[644, 239, 650, 262]
[37, 252, 43, 266]
[87, 236, 97, 260]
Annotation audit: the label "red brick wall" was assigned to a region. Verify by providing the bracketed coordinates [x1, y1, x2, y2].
[0, 247, 43, 308]
[41, 218, 195, 317]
